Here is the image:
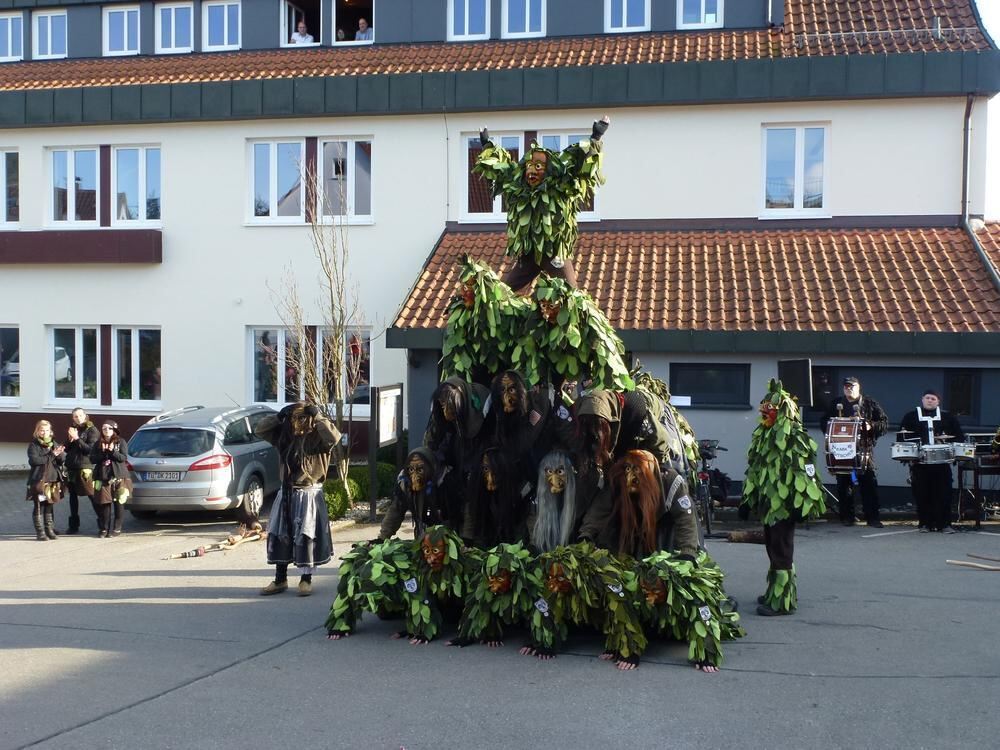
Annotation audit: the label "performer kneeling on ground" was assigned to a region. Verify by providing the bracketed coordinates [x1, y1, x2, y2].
[255, 402, 341, 596]
[899, 390, 964, 533]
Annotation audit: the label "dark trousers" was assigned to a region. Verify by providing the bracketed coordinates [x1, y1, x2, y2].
[911, 464, 953, 530]
[764, 518, 795, 569]
[94, 500, 123, 532]
[835, 469, 880, 523]
[502, 256, 577, 291]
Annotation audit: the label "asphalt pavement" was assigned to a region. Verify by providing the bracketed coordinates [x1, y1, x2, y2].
[2, 473, 999, 750]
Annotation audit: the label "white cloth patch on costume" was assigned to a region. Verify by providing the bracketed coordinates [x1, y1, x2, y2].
[917, 407, 942, 445]
[404, 578, 418, 593]
[482, 394, 492, 416]
[529, 410, 541, 426]
[699, 606, 712, 622]
[550, 258, 565, 269]
[678, 496, 692, 511]
[805, 464, 815, 477]
[557, 405, 571, 421]
[534, 598, 549, 614]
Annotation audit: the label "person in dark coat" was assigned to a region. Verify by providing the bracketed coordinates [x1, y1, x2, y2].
[378, 447, 460, 541]
[462, 447, 531, 548]
[254, 402, 341, 596]
[485, 370, 553, 491]
[63, 408, 99, 534]
[26, 420, 65, 541]
[819, 376, 889, 527]
[577, 449, 700, 560]
[90, 420, 131, 538]
[899, 390, 965, 533]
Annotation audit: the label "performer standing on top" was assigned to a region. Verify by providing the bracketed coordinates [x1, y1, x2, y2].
[899, 390, 964, 533]
[474, 117, 609, 291]
[819, 376, 888, 527]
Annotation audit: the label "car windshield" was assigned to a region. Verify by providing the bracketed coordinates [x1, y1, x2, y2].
[128, 428, 215, 458]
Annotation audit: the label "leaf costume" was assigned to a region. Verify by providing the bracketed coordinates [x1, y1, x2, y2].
[742, 379, 826, 615]
[325, 538, 414, 636]
[453, 542, 542, 645]
[636, 551, 745, 668]
[404, 526, 480, 642]
[473, 135, 604, 268]
[514, 276, 634, 391]
[527, 542, 645, 661]
[440, 255, 533, 381]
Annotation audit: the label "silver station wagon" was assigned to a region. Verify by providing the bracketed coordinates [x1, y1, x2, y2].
[127, 405, 280, 516]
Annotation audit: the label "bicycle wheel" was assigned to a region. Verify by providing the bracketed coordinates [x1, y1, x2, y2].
[698, 482, 712, 537]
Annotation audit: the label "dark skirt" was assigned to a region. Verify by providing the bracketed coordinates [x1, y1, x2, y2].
[266, 486, 333, 568]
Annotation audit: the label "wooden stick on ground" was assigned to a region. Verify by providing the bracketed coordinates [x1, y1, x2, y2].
[946, 560, 1000, 571]
[967, 553, 1000, 564]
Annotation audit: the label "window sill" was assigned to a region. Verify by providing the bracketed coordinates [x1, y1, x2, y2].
[314, 216, 374, 227]
[111, 221, 163, 229]
[0, 57, 24, 64]
[447, 35, 491, 43]
[43, 399, 102, 410]
[604, 27, 651, 34]
[678, 23, 724, 31]
[281, 41, 321, 48]
[458, 214, 506, 224]
[0, 399, 22, 409]
[111, 401, 163, 412]
[103, 50, 140, 57]
[204, 45, 241, 53]
[758, 211, 831, 221]
[244, 217, 307, 227]
[332, 40, 373, 47]
[44, 222, 101, 230]
[33, 54, 68, 61]
[156, 47, 194, 55]
[501, 32, 545, 40]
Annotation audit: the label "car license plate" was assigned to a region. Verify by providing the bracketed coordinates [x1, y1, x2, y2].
[145, 471, 182, 481]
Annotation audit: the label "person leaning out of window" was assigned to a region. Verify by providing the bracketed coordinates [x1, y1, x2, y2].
[91, 421, 132, 538]
[27, 420, 66, 541]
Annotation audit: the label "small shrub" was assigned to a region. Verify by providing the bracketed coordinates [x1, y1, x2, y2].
[323, 477, 359, 520]
[346, 462, 399, 501]
[347, 465, 370, 501]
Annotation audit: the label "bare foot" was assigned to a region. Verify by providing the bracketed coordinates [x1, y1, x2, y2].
[536, 652, 555, 661]
[483, 639, 503, 648]
[616, 659, 637, 671]
[327, 631, 349, 640]
[695, 663, 720, 673]
[598, 650, 615, 661]
[518, 645, 536, 657]
[409, 636, 429, 645]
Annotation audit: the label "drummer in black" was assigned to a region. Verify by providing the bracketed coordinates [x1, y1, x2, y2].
[899, 390, 964, 533]
[820, 377, 889, 527]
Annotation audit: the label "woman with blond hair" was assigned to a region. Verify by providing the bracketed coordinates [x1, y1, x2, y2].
[27, 420, 66, 541]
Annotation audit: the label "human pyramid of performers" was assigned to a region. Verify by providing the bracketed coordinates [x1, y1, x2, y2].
[325, 118, 827, 671]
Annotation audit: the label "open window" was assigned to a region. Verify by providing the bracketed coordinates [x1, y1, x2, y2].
[333, 0, 374, 44]
[281, 0, 320, 47]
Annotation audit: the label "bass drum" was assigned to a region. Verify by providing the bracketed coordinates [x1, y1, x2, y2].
[825, 417, 870, 475]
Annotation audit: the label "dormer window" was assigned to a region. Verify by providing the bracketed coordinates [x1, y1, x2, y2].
[333, 1, 374, 45]
[203, 0, 240, 52]
[282, 1, 320, 47]
[677, 0, 723, 30]
[156, 3, 194, 54]
[502, 0, 544, 39]
[33, 10, 67, 60]
[605, 0, 649, 33]
[0, 12, 23, 62]
[448, 0, 489, 42]
[103, 6, 140, 57]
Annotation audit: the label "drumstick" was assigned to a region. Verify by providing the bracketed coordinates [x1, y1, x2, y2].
[968, 553, 1000, 564]
[946, 560, 1000, 571]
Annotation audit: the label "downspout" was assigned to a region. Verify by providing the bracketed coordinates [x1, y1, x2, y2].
[960, 93, 1000, 294]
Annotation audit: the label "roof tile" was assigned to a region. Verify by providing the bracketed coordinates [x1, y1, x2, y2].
[393, 225, 1000, 335]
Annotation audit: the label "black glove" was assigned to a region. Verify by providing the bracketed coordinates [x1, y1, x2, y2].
[591, 117, 610, 141]
[479, 127, 490, 147]
[303, 404, 320, 418]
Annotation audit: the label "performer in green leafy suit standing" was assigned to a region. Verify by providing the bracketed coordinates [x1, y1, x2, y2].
[474, 117, 609, 290]
[742, 379, 826, 617]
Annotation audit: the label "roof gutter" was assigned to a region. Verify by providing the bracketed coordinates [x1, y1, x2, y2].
[960, 93, 1000, 294]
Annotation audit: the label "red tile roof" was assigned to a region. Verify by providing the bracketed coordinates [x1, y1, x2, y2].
[975, 221, 1000, 270]
[0, 1, 991, 92]
[393, 225, 1000, 334]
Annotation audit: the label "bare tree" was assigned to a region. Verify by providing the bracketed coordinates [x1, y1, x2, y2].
[267, 157, 368, 498]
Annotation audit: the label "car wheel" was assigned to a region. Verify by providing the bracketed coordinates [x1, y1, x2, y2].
[242, 475, 264, 515]
[130, 509, 157, 519]
[64, 366, 73, 383]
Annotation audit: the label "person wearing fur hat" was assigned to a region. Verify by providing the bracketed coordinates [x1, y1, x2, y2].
[899, 390, 965, 533]
[90, 420, 131, 537]
[254, 402, 341, 596]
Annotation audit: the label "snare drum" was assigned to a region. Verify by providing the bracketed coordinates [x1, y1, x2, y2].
[891, 442, 920, 462]
[919, 444, 955, 465]
[825, 417, 870, 475]
[952, 442, 977, 462]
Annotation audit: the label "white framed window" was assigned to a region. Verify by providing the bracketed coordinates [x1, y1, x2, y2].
[464, 132, 522, 222]
[448, 0, 489, 41]
[202, 0, 240, 51]
[248, 140, 304, 223]
[318, 139, 373, 223]
[0, 12, 24, 62]
[283, 0, 321, 47]
[112, 327, 162, 406]
[249, 328, 302, 406]
[155, 3, 194, 54]
[502, 0, 544, 39]
[33, 10, 67, 59]
[761, 124, 829, 218]
[103, 6, 139, 56]
[605, 0, 649, 33]
[677, 0, 723, 30]
[49, 326, 100, 405]
[113, 146, 161, 224]
[536, 132, 599, 220]
[50, 148, 99, 226]
[319, 328, 372, 420]
[1, 151, 17, 224]
[0, 326, 19, 403]
[332, 0, 374, 45]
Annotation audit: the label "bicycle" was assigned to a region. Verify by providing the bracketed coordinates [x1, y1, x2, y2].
[695, 439, 728, 537]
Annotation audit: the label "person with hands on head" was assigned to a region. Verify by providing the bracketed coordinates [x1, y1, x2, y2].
[254, 402, 341, 597]
[27, 420, 65, 541]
